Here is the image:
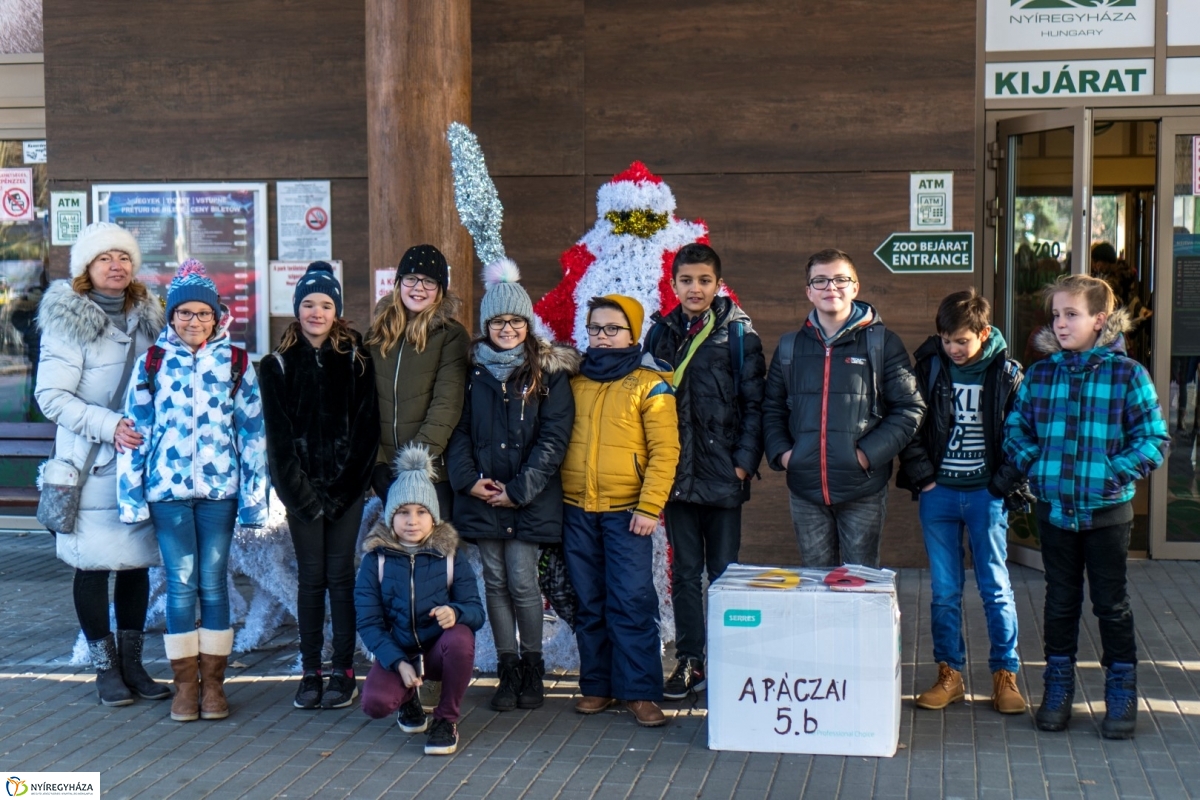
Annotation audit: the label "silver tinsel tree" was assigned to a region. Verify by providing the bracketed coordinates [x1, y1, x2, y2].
[447, 121, 506, 267]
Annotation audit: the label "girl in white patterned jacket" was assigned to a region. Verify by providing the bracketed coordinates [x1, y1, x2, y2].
[117, 259, 269, 724]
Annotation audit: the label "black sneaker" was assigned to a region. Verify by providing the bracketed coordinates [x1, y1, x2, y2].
[293, 672, 323, 709]
[321, 670, 358, 709]
[396, 693, 428, 733]
[663, 657, 706, 700]
[425, 717, 459, 755]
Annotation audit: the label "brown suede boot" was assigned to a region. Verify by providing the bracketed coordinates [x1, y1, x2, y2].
[198, 628, 234, 721]
[164, 631, 200, 722]
[915, 662, 965, 710]
[992, 669, 1026, 714]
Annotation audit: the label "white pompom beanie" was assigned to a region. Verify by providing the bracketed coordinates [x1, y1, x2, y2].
[70, 222, 143, 278]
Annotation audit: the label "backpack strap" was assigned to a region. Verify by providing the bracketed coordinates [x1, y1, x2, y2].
[729, 320, 745, 402]
[645, 322, 664, 360]
[230, 346, 248, 396]
[778, 330, 798, 409]
[927, 354, 942, 399]
[138, 345, 166, 395]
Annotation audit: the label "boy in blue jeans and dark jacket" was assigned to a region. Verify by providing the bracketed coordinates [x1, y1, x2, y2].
[1005, 274, 1168, 739]
[899, 289, 1031, 716]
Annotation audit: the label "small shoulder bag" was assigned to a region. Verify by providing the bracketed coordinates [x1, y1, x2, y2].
[37, 337, 139, 534]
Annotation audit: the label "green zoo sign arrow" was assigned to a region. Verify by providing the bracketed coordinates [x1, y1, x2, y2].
[874, 232, 975, 274]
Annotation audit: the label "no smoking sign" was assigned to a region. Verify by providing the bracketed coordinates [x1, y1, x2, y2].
[0, 168, 35, 222]
[305, 207, 328, 231]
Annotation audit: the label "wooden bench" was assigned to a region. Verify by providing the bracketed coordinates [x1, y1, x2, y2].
[0, 422, 55, 508]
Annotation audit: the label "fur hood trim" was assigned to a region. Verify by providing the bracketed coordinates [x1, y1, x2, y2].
[470, 335, 582, 375]
[36, 280, 165, 347]
[1033, 306, 1132, 355]
[362, 519, 460, 558]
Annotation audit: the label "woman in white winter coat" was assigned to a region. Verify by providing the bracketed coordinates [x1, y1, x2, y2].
[34, 222, 171, 707]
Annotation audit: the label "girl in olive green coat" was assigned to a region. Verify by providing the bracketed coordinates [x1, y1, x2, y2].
[366, 244, 470, 520]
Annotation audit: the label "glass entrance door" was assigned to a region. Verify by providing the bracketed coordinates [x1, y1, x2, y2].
[1152, 118, 1200, 560]
[995, 109, 1091, 565]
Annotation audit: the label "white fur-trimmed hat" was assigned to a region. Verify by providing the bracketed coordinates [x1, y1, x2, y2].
[70, 222, 142, 278]
[595, 162, 676, 216]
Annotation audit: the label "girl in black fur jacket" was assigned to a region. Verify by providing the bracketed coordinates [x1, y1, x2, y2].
[259, 262, 379, 711]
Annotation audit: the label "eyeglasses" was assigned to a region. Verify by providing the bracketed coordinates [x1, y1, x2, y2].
[400, 274, 440, 290]
[807, 276, 857, 290]
[585, 324, 632, 337]
[487, 317, 528, 331]
[175, 309, 215, 322]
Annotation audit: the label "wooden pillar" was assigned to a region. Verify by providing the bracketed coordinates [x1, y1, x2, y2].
[366, 0, 473, 327]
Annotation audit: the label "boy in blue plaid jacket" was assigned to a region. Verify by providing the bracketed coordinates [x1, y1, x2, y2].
[1004, 274, 1168, 740]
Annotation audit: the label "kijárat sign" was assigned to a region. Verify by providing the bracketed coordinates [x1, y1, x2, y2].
[986, 59, 1153, 99]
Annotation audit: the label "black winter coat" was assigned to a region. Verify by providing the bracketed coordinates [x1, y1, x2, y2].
[259, 331, 379, 523]
[762, 305, 925, 505]
[897, 335, 1027, 501]
[646, 296, 766, 508]
[446, 337, 580, 543]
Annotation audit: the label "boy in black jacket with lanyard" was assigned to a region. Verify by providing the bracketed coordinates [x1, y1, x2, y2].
[898, 289, 1030, 716]
[762, 248, 925, 568]
[646, 244, 766, 700]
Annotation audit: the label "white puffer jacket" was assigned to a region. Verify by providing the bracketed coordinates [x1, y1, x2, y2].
[34, 281, 164, 570]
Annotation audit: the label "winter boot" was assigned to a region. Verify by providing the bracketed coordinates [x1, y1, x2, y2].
[517, 652, 545, 710]
[1101, 662, 1138, 740]
[915, 662, 964, 710]
[490, 652, 521, 712]
[991, 669, 1026, 714]
[117, 630, 170, 700]
[1035, 655, 1076, 732]
[164, 631, 200, 722]
[198, 628, 234, 720]
[87, 633, 134, 707]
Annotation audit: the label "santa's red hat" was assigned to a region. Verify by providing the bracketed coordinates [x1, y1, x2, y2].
[596, 162, 676, 217]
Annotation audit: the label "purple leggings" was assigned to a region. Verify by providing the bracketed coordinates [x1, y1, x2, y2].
[361, 624, 475, 723]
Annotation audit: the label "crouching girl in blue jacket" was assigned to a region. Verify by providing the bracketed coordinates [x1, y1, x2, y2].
[355, 444, 484, 756]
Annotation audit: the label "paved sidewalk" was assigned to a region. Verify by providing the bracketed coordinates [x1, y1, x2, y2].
[2, 532, 1199, 799]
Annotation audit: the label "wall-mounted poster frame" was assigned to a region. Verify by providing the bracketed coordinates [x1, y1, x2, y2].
[92, 183, 270, 359]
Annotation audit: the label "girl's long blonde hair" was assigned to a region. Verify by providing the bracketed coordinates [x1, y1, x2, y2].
[72, 273, 150, 313]
[366, 285, 462, 357]
[277, 319, 368, 372]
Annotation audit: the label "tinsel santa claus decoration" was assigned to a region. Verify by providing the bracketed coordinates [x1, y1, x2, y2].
[534, 162, 737, 348]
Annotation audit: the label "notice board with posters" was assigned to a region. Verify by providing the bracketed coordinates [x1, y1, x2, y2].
[93, 184, 270, 359]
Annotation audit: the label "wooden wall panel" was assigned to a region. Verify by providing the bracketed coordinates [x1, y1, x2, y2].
[583, 0, 975, 176]
[472, 0, 585, 177]
[43, 1, 367, 181]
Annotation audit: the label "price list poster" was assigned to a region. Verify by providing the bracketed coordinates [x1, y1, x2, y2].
[92, 184, 270, 358]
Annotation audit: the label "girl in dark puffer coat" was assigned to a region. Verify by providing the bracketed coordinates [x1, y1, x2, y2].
[260, 262, 379, 710]
[446, 260, 579, 712]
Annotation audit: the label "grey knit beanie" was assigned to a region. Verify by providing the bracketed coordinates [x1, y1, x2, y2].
[384, 444, 442, 526]
[478, 258, 534, 335]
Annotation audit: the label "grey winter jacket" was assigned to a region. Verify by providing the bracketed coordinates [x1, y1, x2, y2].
[34, 281, 164, 570]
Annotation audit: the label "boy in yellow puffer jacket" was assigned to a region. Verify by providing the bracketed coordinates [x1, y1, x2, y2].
[562, 295, 680, 729]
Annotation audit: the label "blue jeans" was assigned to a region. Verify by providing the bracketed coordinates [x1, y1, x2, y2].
[919, 485, 1020, 674]
[562, 505, 662, 701]
[149, 498, 238, 634]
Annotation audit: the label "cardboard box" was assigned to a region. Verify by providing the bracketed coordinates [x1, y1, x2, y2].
[706, 565, 902, 757]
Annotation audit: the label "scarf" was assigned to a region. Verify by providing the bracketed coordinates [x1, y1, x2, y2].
[948, 327, 1009, 381]
[808, 301, 870, 346]
[581, 344, 644, 382]
[474, 340, 526, 383]
[89, 290, 128, 333]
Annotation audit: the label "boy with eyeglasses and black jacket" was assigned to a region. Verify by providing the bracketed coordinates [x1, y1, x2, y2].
[762, 248, 925, 569]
